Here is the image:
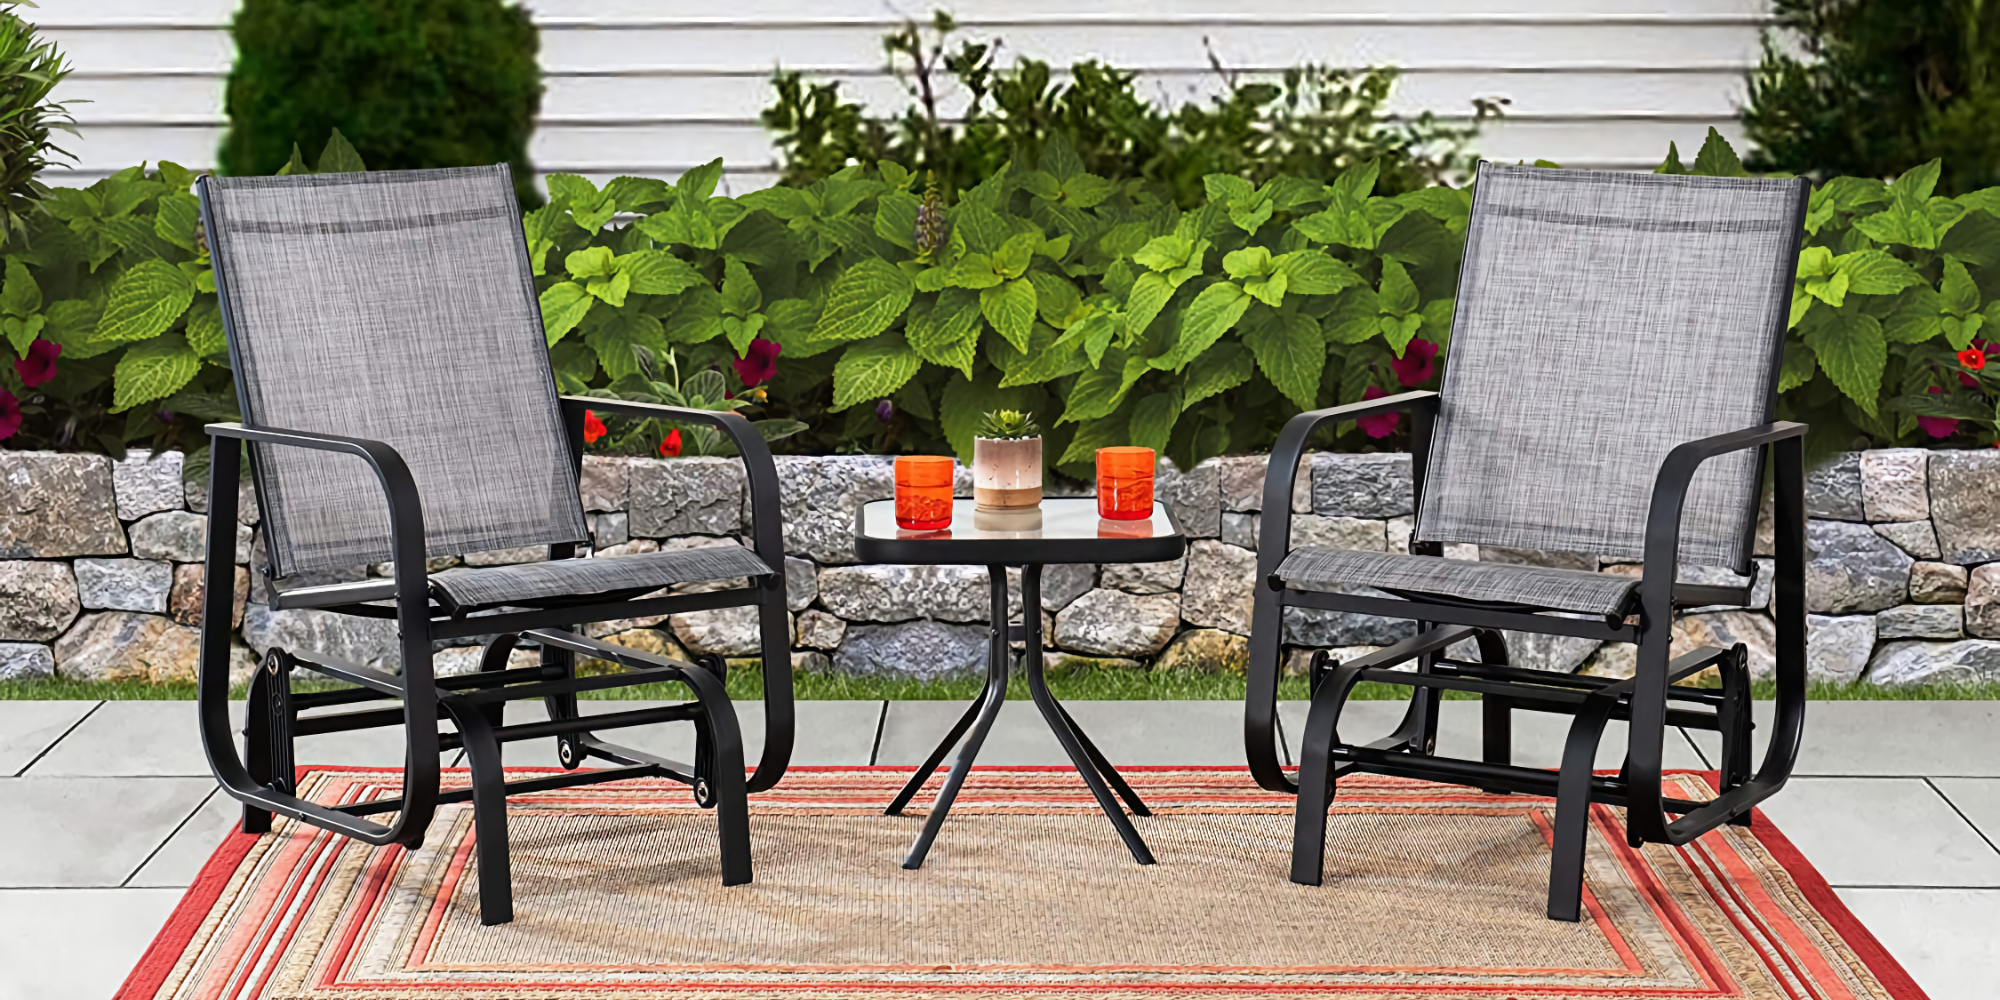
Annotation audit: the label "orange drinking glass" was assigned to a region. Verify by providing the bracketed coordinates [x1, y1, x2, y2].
[1096, 446, 1155, 521]
[895, 455, 955, 530]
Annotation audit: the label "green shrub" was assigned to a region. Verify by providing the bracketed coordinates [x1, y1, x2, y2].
[220, 0, 542, 205]
[763, 11, 1501, 209]
[0, 2, 77, 248]
[1744, 1, 2000, 196]
[9, 131, 1999, 465]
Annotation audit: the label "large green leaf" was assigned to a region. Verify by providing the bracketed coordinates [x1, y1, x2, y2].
[1243, 312, 1325, 410]
[94, 259, 195, 343]
[153, 193, 200, 251]
[1, 258, 40, 318]
[1060, 347, 1136, 424]
[720, 257, 761, 317]
[1323, 286, 1382, 344]
[906, 289, 982, 376]
[874, 190, 919, 251]
[1000, 327, 1089, 387]
[981, 277, 1038, 353]
[1272, 251, 1361, 295]
[111, 333, 200, 412]
[1029, 271, 1082, 327]
[1059, 412, 1131, 466]
[1941, 258, 1981, 317]
[540, 282, 595, 344]
[1690, 127, 1748, 177]
[664, 286, 725, 345]
[1799, 306, 1887, 416]
[183, 300, 225, 358]
[1181, 342, 1257, 406]
[813, 258, 914, 343]
[1128, 390, 1182, 453]
[1164, 281, 1251, 370]
[1882, 286, 1942, 344]
[831, 336, 922, 410]
[1778, 340, 1817, 392]
[1377, 259, 1419, 317]
[1834, 249, 1921, 295]
[618, 250, 704, 296]
[586, 310, 667, 380]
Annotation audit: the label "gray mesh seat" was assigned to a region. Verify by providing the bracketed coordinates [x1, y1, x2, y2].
[191, 165, 795, 925]
[1275, 548, 1639, 617]
[431, 545, 772, 609]
[1246, 163, 1814, 925]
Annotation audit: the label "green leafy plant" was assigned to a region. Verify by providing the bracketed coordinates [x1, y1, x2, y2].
[978, 408, 1038, 439]
[220, 0, 543, 205]
[1744, 1, 2000, 196]
[0, 1, 77, 249]
[763, 10, 1502, 209]
[529, 134, 1468, 477]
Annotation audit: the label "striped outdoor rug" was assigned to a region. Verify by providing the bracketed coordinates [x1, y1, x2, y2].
[118, 766, 1925, 999]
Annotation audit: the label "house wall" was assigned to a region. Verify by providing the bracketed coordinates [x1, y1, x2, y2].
[35, 0, 1770, 195]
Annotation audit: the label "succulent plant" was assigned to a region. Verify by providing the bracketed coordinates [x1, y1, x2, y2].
[978, 408, 1039, 440]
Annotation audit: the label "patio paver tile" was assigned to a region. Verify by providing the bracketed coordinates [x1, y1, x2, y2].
[24, 702, 213, 777]
[1833, 888, 2000, 1000]
[1756, 777, 2000, 888]
[1276, 701, 1710, 771]
[876, 700, 1246, 768]
[1928, 778, 2000, 850]
[1683, 701, 2000, 777]
[126, 788, 239, 889]
[0, 777, 215, 887]
[0, 701, 98, 777]
[0, 888, 183, 1000]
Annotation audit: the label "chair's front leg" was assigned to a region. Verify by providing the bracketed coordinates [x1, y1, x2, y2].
[440, 696, 514, 925]
[1291, 660, 1369, 886]
[1548, 692, 1620, 922]
[241, 657, 276, 834]
[675, 657, 751, 886]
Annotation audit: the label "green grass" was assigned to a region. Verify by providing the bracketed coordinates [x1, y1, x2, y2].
[7, 668, 1996, 703]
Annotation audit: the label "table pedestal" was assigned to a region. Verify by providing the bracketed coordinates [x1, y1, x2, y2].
[886, 563, 1156, 869]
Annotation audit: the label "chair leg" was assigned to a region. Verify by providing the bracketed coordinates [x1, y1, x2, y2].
[1548, 698, 1616, 923]
[241, 656, 275, 835]
[1476, 628, 1512, 776]
[1717, 643, 1755, 824]
[679, 659, 751, 886]
[440, 698, 514, 925]
[1291, 662, 1366, 886]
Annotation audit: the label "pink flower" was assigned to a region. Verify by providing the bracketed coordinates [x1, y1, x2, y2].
[12, 339, 59, 388]
[1389, 338, 1439, 387]
[1356, 386, 1401, 439]
[732, 338, 782, 388]
[0, 389, 18, 440]
[1919, 385, 1960, 439]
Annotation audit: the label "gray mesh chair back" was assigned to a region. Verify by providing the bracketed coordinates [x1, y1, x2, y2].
[1417, 164, 1809, 572]
[202, 166, 587, 577]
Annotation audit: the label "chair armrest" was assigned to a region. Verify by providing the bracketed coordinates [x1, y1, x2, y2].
[1640, 421, 1806, 589]
[1254, 391, 1439, 562]
[560, 397, 786, 580]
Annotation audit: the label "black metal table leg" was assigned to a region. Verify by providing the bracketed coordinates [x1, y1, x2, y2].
[900, 564, 1012, 869]
[1019, 565, 1156, 865]
[887, 686, 993, 816]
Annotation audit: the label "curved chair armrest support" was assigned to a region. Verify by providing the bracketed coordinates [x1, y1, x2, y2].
[1244, 391, 1440, 793]
[1626, 420, 1808, 841]
[200, 422, 438, 846]
[560, 396, 794, 792]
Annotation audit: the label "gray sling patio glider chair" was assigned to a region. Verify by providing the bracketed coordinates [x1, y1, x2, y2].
[190, 165, 793, 926]
[1243, 163, 1812, 922]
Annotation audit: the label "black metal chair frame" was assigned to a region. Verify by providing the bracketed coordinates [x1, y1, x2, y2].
[193, 186, 794, 927]
[1244, 390, 1809, 922]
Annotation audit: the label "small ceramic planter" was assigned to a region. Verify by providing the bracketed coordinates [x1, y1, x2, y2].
[972, 435, 1042, 530]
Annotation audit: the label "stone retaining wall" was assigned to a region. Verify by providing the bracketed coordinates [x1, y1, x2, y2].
[3, 447, 1999, 687]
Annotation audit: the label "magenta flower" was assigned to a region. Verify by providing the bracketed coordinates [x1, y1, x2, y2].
[1389, 338, 1439, 387]
[0, 389, 19, 440]
[732, 337, 782, 387]
[13, 339, 59, 388]
[1356, 386, 1400, 439]
[1919, 385, 1960, 439]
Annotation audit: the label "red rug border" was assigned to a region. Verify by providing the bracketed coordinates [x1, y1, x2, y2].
[112, 767, 1933, 1000]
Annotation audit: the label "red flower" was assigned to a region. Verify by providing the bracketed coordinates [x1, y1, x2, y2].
[0, 389, 18, 440]
[583, 409, 607, 445]
[658, 428, 683, 457]
[1356, 386, 1401, 439]
[1961, 348, 1988, 371]
[732, 337, 782, 388]
[13, 339, 59, 388]
[1919, 385, 1961, 439]
[1389, 338, 1439, 387]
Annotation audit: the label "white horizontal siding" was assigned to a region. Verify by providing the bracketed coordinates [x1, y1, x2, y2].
[33, 0, 1770, 191]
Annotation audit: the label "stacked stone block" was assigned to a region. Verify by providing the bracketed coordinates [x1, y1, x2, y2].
[3, 447, 2000, 687]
